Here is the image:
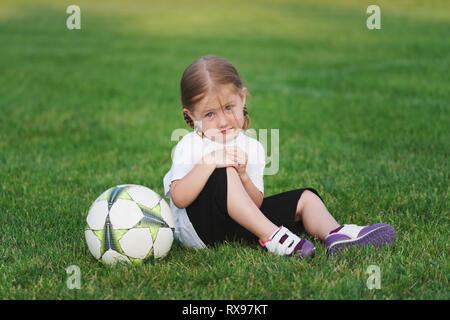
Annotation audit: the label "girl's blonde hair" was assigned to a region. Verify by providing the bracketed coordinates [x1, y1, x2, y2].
[180, 55, 251, 133]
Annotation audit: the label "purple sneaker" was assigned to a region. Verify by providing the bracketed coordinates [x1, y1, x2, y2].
[325, 223, 395, 255]
[260, 226, 315, 259]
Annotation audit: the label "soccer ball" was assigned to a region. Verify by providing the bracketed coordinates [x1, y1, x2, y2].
[85, 184, 175, 265]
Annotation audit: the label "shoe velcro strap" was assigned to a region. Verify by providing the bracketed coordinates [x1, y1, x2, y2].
[271, 227, 301, 256]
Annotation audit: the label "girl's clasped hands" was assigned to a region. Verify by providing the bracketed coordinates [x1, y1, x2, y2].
[202, 146, 248, 178]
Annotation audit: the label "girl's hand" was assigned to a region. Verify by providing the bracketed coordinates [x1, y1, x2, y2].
[225, 146, 248, 178]
[202, 148, 237, 168]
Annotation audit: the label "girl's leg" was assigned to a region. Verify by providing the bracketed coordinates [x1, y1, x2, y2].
[226, 167, 278, 241]
[295, 190, 340, 241]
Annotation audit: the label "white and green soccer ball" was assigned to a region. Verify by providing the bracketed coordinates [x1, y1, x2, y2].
[85, 184, 175, 265]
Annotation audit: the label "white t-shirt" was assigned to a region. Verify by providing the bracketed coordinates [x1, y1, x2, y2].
[163, 130, 266, 249]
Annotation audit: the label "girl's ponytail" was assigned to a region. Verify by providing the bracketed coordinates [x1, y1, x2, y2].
[242, 104, 251, 131]
[183, 111, 194, 129]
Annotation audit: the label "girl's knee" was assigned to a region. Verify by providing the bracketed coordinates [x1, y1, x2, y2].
[225, 166, 237, 173]
[297, 190, 320, 214]
[300, 190, 316, 202]
[225, 167, 240, 179]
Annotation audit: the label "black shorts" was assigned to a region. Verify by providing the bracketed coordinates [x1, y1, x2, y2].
[185, 168, 325, 246]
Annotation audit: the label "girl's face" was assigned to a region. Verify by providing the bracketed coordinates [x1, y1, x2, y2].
[184, 84, 246, 143]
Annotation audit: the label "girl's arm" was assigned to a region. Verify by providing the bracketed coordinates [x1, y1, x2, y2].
[240, 173, 263, 208]
[170, 161, 215, 209]
[170, 148, 235, 209]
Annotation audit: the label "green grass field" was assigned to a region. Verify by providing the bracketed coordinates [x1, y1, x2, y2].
[0, 0, 448, 300]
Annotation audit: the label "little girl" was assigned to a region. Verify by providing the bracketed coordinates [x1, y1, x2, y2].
[163, 55, 395, 259]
